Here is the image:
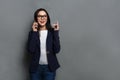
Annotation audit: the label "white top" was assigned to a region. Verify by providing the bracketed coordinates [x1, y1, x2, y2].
[39, 30, 48, 64]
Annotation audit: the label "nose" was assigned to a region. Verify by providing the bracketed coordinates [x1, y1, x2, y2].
[41, 17, 44, 20]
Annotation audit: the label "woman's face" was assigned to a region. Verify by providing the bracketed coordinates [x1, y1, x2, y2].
[37, 10, 47, 27]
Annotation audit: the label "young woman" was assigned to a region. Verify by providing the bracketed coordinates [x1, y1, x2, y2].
[27, 8, 61, 80]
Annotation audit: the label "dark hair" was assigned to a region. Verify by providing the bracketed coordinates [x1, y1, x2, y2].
[34, 8, 52, 30]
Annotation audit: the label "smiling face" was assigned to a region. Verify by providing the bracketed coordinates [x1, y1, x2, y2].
[37, 10, 47, 27]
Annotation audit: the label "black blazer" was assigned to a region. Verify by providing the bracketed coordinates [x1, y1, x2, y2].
[27, 30, 60, 72]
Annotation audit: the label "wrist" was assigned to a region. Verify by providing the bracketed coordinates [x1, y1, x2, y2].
[33, 29, 37, 32]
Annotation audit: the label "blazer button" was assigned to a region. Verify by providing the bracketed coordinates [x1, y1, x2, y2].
[46, 51, 50, 54]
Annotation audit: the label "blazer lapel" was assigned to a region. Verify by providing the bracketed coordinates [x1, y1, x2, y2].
[46, 30, 51, 51]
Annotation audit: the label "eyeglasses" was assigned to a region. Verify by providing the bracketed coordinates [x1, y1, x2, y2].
[37, 15, 47, 18]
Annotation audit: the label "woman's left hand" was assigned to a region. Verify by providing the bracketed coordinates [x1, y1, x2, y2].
[52, 21, 60, 31]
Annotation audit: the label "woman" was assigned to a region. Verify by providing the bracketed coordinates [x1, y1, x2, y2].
[27, 8, 61, 80]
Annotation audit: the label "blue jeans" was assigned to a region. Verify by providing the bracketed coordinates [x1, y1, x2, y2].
[30, 64, 56, 80]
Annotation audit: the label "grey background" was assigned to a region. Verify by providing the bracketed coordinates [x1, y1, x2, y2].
[0, 0, 120, 80]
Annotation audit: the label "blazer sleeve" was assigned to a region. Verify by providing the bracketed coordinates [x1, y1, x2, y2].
[53, 30, 61, 54]
[27, 31, 38, 53]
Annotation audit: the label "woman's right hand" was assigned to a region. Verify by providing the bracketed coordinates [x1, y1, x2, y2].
[32, 22, 38, 32]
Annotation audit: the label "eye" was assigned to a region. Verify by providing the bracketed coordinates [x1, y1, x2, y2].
[37, 15, 47, 18]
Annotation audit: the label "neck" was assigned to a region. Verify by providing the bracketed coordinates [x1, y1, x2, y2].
[40, 26, 47, 30]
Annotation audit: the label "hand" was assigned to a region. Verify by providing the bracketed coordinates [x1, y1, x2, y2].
[32, 22, 38, 32]
[52, 21, 60, 31]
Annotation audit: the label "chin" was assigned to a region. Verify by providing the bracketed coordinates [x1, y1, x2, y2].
[38, 23, 45, 27]
[40, 23, 46, 26]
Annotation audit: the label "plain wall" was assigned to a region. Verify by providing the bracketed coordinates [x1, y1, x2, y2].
[0, 0, 120, 80]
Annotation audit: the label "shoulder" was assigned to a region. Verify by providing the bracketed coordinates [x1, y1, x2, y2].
[28, 30, 39, 37]
[48, 28, 54, 34]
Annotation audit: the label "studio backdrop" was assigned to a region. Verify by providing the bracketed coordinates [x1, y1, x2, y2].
[0, 0, 120, 80]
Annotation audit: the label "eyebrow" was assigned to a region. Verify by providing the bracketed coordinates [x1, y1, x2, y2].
[38, 14, 47, 16]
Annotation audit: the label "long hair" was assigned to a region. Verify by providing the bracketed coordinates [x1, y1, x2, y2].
[34, 8, 52, 30]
